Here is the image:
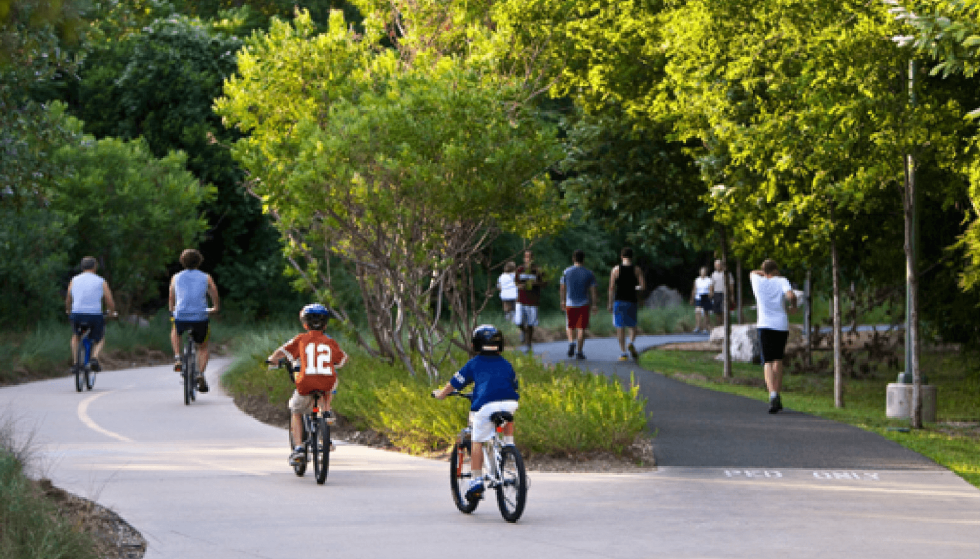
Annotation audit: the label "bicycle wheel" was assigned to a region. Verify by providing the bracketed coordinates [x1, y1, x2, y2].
[84, 366, 95, 390]
[449, 438, 479, 513]
[183, 340, 196, 405]
[496, 445, 527, 522]
[313, 417, 330, 485]
[74, 340, 85, 393]
[289, 425, 307, 477]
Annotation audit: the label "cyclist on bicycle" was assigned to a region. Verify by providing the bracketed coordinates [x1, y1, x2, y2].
[169, 249, 220, 393]
[432, 324, 519, 502]
[65, 256, 117, 372]
[266, 304, 348, 467]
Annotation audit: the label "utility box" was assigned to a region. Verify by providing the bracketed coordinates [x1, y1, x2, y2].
[886, 378, 937, 423]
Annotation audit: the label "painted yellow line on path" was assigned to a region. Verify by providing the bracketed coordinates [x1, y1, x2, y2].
[78, 390, 133, 443]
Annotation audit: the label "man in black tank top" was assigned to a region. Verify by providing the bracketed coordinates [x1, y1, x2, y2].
[608, 248, 647, 361]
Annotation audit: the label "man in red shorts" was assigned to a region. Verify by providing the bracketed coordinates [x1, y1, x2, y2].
[560, 249, 598, 359]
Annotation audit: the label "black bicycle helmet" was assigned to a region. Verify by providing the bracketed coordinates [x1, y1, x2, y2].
[471, 324, 503, 355]
[300, 303, 331, 330]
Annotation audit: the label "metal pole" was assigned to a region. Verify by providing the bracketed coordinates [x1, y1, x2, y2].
[904, 59, 918, 384]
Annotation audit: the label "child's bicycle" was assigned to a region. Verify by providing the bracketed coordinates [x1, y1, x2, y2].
[441, 391, 528, 522]
[268, 359, 333, 485]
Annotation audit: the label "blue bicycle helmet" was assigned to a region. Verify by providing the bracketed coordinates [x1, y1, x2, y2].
[300, 304, 332, 330]
[471, 324, 503, 355]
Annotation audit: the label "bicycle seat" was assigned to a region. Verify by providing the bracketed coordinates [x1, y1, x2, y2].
[490, 412, 514, 427]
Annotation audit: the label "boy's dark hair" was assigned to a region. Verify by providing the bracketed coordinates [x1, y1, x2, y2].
[180, 249, 204, 270]
[573, 249, 585, 263]
[621, 247, 633, 259]
[504, 261, 516, 273]
[80, 256, 98, 271]
[762, 259, 779, 275]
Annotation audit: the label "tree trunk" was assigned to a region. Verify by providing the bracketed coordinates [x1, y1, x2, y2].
[804, 268, 812, 368]
[737, 259, 744, 324]
[831, 224, 844, 409]
[721, 229, 731, 378]
[905, 150, 922, 428]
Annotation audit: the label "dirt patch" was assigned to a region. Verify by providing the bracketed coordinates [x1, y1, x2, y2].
[935, 421, 980, 441]
[36, 477, 146, 559]
[230, 391, 656, 472]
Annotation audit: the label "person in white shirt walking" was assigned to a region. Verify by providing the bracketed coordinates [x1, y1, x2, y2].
[496, 261, 518, 323]
[65, 257, 118, 372]
[749, 259, 798, 414]
[690, 266, 713, 334]
[710, 259, 734, 327]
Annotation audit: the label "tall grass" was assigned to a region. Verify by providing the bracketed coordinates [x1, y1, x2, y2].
[222, 330, 649, 457]
[0, 414, 100, 559]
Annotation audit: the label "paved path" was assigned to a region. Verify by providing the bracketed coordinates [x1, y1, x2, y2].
[1, 358, 977, 559]
[534, 334, 939, 469]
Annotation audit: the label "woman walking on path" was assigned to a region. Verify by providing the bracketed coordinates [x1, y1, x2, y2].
[749, 260, 798, 414]
[496, 262, 518, 323]
[691, 266, 713, 334]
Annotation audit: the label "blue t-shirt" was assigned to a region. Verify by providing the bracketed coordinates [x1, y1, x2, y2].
[450, 354, 520, 411]
[173, 269, 210, 322]
[561, 265, 597, 307]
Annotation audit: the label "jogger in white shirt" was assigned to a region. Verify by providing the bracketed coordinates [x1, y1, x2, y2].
[749, 260, 798, 414]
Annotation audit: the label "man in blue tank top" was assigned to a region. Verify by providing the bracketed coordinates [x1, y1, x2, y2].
[65, 257, 118, 372]
[608, 247, 646, 361]
[169, 249, 220, 392]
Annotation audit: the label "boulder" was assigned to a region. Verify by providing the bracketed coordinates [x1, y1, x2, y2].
[645, 285, 684, 309]
[711, 324, 803, 363]
[712, 324, 761, 363]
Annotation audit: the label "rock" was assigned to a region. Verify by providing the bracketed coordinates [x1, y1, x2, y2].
[124, 314, 150, 328]
[712, 324, 761, 363]
[711, 324, 803, 363]
[645, 285, 684, 309]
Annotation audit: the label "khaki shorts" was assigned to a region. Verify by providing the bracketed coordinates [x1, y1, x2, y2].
[288, 389, 332, 415]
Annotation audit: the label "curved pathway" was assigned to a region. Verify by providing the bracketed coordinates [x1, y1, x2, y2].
[0, 357, 977, 559]
[533, 334, 938, 469]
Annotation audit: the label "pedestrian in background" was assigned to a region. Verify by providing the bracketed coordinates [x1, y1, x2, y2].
[608, 247, 646, 361]
[496, 261, 518, 323]
[514, 250, 546, 354]
[691, 266, 713, 334]
[560, 249, 598, 360]
[750, 259, 798, 414]
[711, 259, 734, 327]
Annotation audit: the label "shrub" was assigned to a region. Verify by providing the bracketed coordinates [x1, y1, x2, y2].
[223, 337, 648, 457]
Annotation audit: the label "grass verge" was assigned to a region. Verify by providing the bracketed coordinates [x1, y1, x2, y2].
[0, 417, 101, 559]
[222, 328, 649, 459]
[638, 348, 980, 488]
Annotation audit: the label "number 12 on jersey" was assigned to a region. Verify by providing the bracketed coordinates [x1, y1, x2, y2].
[304, 343, 334, 375]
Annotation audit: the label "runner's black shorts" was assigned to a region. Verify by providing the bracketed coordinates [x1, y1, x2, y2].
[174, 320, 210, 345]
[758, 328, 789, 363]
[70, 313, 105, 343]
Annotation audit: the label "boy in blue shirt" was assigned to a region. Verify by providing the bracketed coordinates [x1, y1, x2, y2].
[432, 324, 519, 501]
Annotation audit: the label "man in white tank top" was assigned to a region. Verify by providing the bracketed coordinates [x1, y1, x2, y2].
[65, 257, 117, 371]
[169, 249, 220, 392]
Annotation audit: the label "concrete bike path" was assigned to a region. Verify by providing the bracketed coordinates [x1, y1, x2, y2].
[1, 359, 977, 559]
[533, 334, 941, 469]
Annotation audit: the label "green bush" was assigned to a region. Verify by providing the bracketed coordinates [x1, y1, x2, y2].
[223, 334, 648, 457]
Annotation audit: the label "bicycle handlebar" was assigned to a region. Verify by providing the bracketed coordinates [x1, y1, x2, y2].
[431, 390, 473, 401]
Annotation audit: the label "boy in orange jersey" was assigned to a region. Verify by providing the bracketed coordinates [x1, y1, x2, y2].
[267, 304, 348, 466]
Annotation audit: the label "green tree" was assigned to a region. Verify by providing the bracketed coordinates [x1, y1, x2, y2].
[50, 135, 214, 313]
[217, 11, 564, 377]
[73, 14, 296, 316]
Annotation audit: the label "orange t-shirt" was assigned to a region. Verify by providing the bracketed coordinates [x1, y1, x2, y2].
[278, 331, 348, 395]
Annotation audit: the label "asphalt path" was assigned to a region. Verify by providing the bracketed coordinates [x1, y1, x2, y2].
[1, 355, 977, 559]
[532, 334, 939, 469]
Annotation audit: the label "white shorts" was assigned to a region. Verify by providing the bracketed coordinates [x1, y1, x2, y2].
[514, 303, 538, 327]
[288, 388, 334, 415]
[469, 400, 519, 443]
